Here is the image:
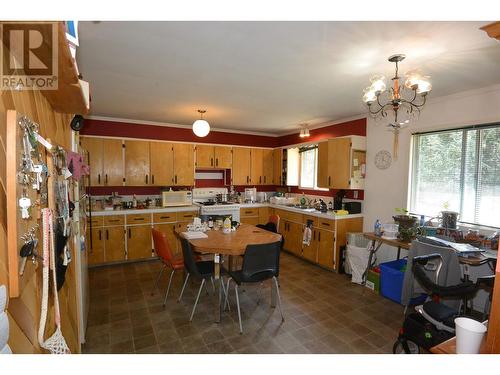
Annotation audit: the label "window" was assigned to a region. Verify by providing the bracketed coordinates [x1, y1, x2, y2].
[298, 145, 326, 190]
[409, 124, 500, 228]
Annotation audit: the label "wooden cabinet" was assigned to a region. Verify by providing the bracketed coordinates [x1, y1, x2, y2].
[196, 144, 215, 168]
[302, 227, 319, 263]
[150, 141, 174, 185]
[80, 137, 103, 186]
[317, 229, 335, 269]
[125, 140, 150, 186]
[232, 147, 251, 185]
[104, 226, 126, 262]
[86, 227, 104, 265]
[196, 145, 232, 169]
[153, 223, 179, 257]
[250, 148, 263, 184]
[240, 207, 259, 225]
[262, 149, 274, 185]
[173, 143, 194, 186]
[214, 146, 232, 169]
[127, 225, 153, 260]
[273, 148, 282, 186]
[258, 207, 270, 225]
[282, 220, 302, 256]
[102, 139, 124, 186]
[317, 137, 366, 189]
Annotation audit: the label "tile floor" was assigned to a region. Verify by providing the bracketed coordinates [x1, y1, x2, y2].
[83, 253, 405, 354]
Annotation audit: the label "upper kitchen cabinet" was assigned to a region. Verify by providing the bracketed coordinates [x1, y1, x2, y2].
[80, 137, 103, 186]
[250, 148, 263, 184]
[150, 141, 174, 185]
[262, 149, 274, 185]
[173, 143, 194, 186]
[232, 147, 251, 185]
[317, 136, 366, 189]
[214, 146, 232, 169]
[125, 140, 150, 186]
[195, 145, 232, 169]
[102, 139, 124, 186]
[273, 148, 282, 186]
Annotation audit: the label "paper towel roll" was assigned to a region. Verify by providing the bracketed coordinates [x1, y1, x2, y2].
[0, 344, 12, 354]
[0, 285, 6, 312]
[0, 312, 9, 350]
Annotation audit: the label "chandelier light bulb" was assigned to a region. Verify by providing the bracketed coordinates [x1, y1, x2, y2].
[192, 109, 210, 137]
[404, 70, 423, 89]
[362, 87, 377, 104]
[416, 77, 432, 94]
[369, 75, 386, 94]
[304, 128, 310, 137]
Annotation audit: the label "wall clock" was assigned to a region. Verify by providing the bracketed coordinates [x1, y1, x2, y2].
[374, 150, 392, 170]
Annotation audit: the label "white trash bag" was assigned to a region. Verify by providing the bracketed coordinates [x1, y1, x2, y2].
[346, 233, 371, 285]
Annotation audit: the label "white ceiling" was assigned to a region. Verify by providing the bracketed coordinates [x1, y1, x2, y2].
[77, 21, 500, 135]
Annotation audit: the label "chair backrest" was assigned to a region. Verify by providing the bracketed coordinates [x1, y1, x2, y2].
[241, 241, 281, 281]
[268, 214, 280, 230]
[152, 229, 176, 266]
[179, 237, 202, 278]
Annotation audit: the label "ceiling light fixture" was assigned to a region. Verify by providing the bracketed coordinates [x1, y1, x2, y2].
[299, 124, 310, 138]
[362, 54, 432, 159]
[192, 109, 210, 137]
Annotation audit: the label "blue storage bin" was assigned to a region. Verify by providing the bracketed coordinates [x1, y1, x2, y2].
[379, 259, 407, 304]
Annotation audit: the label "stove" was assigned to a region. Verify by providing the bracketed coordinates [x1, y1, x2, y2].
[192, 188, 240, 222]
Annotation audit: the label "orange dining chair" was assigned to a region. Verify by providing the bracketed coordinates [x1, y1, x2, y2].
[151, 229, 184, 306]
[268, 214, 280, 232]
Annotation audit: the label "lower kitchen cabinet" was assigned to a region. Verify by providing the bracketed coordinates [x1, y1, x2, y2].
[240, 217, 259, 225]
[86, 227, 104, 265]
[127, 225, 153, 260]
[258, 207, 270, 225]
[302, 228, 319, 263]
[282, 220, 302, 256]
[104, 226, 126, 262]
[317, 229, 335, 269]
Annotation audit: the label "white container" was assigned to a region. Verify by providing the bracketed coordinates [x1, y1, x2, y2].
[455, 317, 487, 354]
[382, 223, 399, 240]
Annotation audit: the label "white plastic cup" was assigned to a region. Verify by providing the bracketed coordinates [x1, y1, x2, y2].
[455, 317, 487, 354]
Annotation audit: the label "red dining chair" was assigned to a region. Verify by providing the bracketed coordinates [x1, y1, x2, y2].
[151, 229, 184, 306]
[268, 214, 280, 231]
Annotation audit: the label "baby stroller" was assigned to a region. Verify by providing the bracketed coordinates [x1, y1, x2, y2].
[393, 253, 495, 354]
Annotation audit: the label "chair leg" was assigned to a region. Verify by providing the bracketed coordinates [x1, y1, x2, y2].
[190, 279, 206, 322]
[235, 284, 243, 334]
[178, 272, 190, 303]
[273, 276, 285, 322]
[256, 281, 264, 305]
[151, 264, 166, 295]
[163, 269, 175, 306]
[223, 277, 232, 311]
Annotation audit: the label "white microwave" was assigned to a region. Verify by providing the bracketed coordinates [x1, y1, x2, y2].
[162, 190, 192, 207]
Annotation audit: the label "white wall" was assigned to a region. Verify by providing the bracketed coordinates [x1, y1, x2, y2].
[364, 83, 500, 233]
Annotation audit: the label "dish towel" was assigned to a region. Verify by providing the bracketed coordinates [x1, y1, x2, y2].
[302, 227, 312, 246]
[0, 285, 11, 354]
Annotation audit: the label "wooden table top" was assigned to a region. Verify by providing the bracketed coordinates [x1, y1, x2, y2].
[364, 232, 412, 250]
[430, 335, 488, 354]
[176, 223, 282, 256]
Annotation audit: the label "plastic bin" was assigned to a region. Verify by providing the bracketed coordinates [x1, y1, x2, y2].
[380, 259, 407, 304]
[346, 233, 371, 284]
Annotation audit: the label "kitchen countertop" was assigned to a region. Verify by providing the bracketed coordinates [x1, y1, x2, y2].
[90, 205, 200, 216]
[239, 202, 364, 220]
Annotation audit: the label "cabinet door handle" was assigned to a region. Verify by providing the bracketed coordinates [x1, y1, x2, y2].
[106, 230, 109, 240]
[105, 174, 108, 184]
[322, 222, 330, 227]
[133, 218, 145, 221]
[318, 232, 321, 241]
[98, 174, 101, 184]
[211, 158, 213, 166]
[259, 176, 262, 184]
[246, 176, 249, 184]
[128, 228, 131, 238]
[146, 174, 148, 184]
[98, 230, 102, 241]
[152, 175, 155, 184]
[216, 158, 218, 166]
[328, 176, 331, 187]
[108, 219, 120, 223]
[175, 175, 178, 184]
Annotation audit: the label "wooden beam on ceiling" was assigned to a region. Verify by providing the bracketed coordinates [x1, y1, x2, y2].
[480, 21, 500, 41]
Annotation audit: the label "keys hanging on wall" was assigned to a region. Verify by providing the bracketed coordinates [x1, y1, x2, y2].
[19, 195, 32, 219]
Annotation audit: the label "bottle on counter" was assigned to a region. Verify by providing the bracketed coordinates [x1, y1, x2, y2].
[374, 219, 382, 236]
[132, 194, 137, 208]
[419, 215, 425, 227]
[208, 216, 214, 229]
[223, 216, 231, 234]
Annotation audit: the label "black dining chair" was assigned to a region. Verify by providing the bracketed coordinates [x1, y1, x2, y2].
[177, 237, 228, 321]
[223, 241, 284, 334]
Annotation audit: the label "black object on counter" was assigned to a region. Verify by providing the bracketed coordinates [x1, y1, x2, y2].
[319, 199, 328, 213]
[344, 201, 361, 214]
[334, 189, 346, 210]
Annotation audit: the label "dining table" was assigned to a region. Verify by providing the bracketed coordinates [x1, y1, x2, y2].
[175, 223, 282, 323]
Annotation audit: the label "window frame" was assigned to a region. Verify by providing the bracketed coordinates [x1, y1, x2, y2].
[408, 122, 500, 229]
[298, 144, 328, 191]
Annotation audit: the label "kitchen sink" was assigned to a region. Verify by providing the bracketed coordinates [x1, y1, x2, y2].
[286, 204, 317, 212]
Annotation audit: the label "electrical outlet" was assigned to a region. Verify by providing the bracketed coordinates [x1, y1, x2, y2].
[353, 190, 358, 199]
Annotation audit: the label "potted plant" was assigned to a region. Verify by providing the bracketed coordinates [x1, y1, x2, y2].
[393, 208, 418, 242]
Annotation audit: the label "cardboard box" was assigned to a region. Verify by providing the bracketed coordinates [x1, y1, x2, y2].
[366, 269, 380, 294]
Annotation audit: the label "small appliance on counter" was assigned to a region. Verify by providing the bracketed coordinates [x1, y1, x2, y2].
[162, 188, 193, 207]
[244, 187, 257, 203]
[256, 192, 267, 203]
[333, 189, 346, 210]
[318, 199, 328, 213]
[344, 201, 362, 214]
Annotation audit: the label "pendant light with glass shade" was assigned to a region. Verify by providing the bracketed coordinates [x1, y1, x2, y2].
[192, 109, 210, 137]
[299, 124, 310, 138]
